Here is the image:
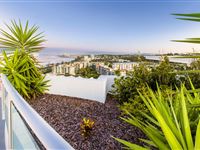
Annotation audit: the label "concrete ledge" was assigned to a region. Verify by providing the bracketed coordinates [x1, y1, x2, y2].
[46, 74, 116, 103]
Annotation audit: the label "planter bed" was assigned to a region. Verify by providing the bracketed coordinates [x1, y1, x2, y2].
[29, 94, 145, 150]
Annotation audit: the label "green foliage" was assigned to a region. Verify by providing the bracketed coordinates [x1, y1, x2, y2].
[104, 61, 112, 68]
[0, 20, 45, 52]
[118, 55, 146, 62]
[114, 12, 200, 149]
[150, 56, 177, 90]
[119, 96, 148, 121]
[115, 84, 200, 149]
[112, 62, 151, 104]
[91, 54, 146, 63]
[112, 56, 182, 120]
[76, 66, 100, 79]
[172, 12, 200, 88]
[172, 13, 200, 44]
[173, 13, 200, 22]
[0, 50, 49, 99]
[40, 65, 53, 74]
[112, 62, 152, 120]
[114, 69, 120, 76]
[190, 59, 200, 70]
[112, 56, 176, 103]
[184, 59, 200, 89]
[0, 20, 49, 99]
[120, 87, 175, 121]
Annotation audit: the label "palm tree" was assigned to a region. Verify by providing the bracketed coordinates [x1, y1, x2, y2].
[0, 20, 45, 53]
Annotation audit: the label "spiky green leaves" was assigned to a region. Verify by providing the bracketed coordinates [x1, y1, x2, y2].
[0, 20, 45, 52]
[172, 13, 200, 44]
[114, 85, 200, 150]
[173, 13, 200, 22]
[172, 38, 200, 44]
[0, 20, 48, 99]
[0, 49, 49, 99]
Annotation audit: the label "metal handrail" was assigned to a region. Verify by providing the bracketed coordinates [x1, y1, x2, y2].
[1, 74, 74, 150]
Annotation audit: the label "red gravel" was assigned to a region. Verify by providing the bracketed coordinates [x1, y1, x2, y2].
[29, 94, 145, 150]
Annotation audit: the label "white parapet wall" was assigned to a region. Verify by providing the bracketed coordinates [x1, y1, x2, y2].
[98, 75, 116, 93]
[46, 74, 116, 103]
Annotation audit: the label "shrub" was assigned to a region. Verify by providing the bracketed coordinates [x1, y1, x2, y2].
[114, 84, 200, 149]
[77, 66, 100, 79]
[185, 59, 200, 89]
[150, 56, 177, 90]
[112, 62, 151, 104]
[114, 69, 120, 76]
[112, 57, 180, 119]
[120, 86, 175, 121]
[80, 118, 95, 137]
[119, 96, 148, 121]
[112, 56, 179, 103]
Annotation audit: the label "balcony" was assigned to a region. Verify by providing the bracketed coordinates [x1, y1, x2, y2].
[0, 74, 74, 150]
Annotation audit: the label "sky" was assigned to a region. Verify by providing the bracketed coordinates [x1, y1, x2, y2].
[0, 0, 200, 54]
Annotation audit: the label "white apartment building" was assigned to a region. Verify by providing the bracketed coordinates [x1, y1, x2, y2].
[53, 62, 90, 76]
[95, 63, 115, 75]
[112, 62, 138, 71]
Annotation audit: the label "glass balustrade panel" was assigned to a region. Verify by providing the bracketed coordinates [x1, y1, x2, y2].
[11, 103, 40, 150]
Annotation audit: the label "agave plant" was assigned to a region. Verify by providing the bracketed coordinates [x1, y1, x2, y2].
[0, 20, 45, 52]
[114, 84, 200, 150]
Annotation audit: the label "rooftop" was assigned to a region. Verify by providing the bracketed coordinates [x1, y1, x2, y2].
[29, 94, 145, 149]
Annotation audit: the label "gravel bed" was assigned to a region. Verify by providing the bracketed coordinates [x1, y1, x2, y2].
[29, 94, 145, 150]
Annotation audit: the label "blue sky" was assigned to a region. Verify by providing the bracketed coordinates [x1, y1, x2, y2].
[0, 0, 200, 53]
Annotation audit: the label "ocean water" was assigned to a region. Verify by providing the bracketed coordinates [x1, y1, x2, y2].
[38, 48, 136, 55]
[36, 48, 114, 65]
[0, 48, 76, 65]
[145, 55, 193, 65]
[1, 48, 131, 66]
[0, 48, 193, 65]
[36, 48, 75, 66]
[36, 48, 136, 65]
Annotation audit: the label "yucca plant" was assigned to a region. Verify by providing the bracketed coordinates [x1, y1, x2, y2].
[0, 49, 49, 98]
[114, 84, 200, 150]
[0, 20, 49, 99]
[0, 20, 45, 52]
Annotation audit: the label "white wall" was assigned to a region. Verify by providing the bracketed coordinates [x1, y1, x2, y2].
[46, 74, 116, 103]
[98, 75, 116, 94]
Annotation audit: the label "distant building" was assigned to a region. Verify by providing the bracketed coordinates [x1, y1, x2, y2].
[120, 70, 127, 76]
[84, 55, 93, 62]
[90, 54, 95, 60]
[53, 62, 90, 76]
[112, 62, 138, 71]
[95, 63, 114, 75]
[53, 55, 144, 76]
[69, 66, 76, 75]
